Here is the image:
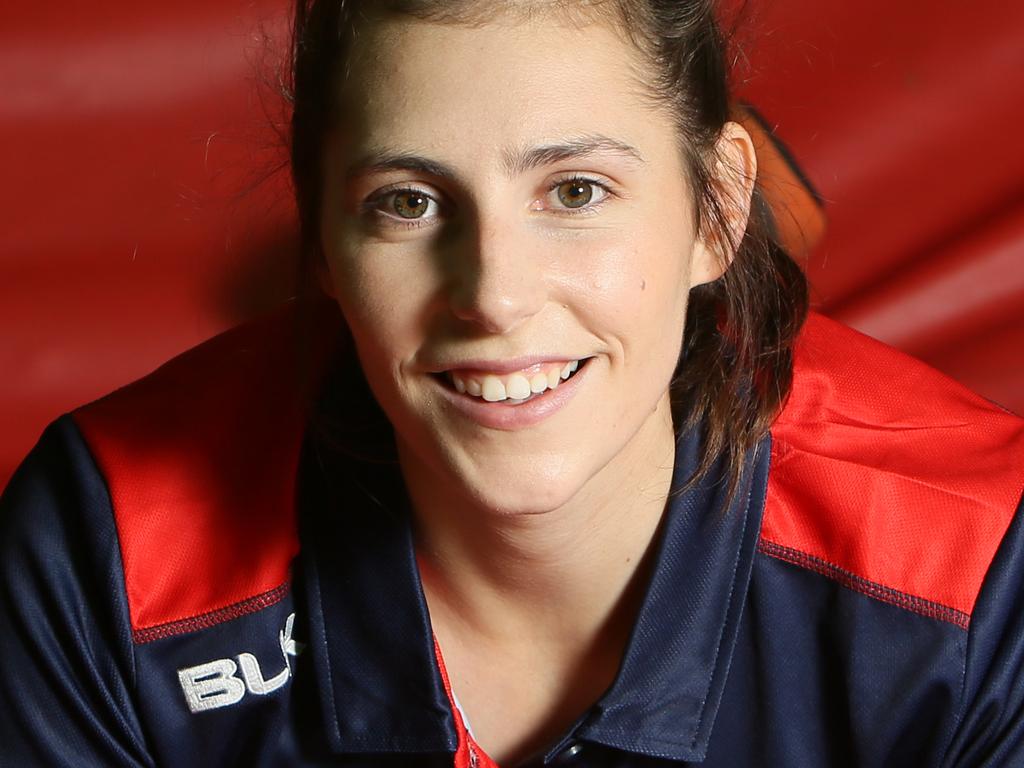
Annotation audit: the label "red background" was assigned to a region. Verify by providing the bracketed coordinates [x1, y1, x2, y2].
[2, 0, 1022, 488]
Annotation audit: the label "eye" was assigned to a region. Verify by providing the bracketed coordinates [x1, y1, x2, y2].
[392, 190, 431, 219]
[544, 176, 611, 213]
[364, 186, 444, 227]
[556, 180, 594, 208]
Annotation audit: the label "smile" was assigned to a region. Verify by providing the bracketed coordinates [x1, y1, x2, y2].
[429, 357, 592, 430]
[446, 360, 583, 404]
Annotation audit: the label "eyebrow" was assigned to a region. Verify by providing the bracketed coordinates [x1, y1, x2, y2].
[345, 135, 645, 182]
[502, 135, 645, 177]
[345, 152, 457, 182]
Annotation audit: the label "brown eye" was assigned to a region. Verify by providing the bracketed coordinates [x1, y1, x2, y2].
[556, 180, 594, 208]
[393, 191, 430, 219]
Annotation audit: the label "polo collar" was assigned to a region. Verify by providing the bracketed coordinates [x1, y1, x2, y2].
[297, 418, 769, 763]
[297, 441, 459, 758]
[565, 430, 770, 763]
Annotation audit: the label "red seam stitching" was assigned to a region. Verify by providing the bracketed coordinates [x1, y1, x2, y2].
[757, 540, 970, 630]
[131, 582, 291, 644]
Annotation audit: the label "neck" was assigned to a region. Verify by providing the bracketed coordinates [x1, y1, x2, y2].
[401, 397, 677, 649]
[400, 397, 677, 764]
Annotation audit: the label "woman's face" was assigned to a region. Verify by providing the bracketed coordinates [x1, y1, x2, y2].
[320, 13, 725, 515]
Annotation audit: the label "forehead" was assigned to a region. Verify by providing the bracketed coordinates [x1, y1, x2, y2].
[332, 15, 671, 165]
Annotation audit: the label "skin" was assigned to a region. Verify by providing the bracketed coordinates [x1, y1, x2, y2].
[319, 11, 756, 763]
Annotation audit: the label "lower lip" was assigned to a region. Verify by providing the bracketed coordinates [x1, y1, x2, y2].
[432, 361, 590, 430]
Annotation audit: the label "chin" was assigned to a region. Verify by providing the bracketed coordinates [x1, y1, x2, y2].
[451, 448, 598, 517]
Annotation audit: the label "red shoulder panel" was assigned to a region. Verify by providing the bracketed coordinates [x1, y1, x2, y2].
[763, 312, 1024, 624]
[74, 301, 338, 640]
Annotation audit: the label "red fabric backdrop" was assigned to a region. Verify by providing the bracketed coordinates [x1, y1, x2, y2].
[2, 0, 1022, 488]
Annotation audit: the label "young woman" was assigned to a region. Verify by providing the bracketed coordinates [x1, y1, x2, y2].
[2, 1, 1023, 766]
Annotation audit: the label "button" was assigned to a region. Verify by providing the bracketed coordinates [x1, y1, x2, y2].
[553, 742, 584, 764]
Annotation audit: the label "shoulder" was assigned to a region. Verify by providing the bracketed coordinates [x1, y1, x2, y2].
[1, 417, 126, 583]
[0, 417, 156, 764]
[71, 301, 338, 643]
[762, 312, 1024, 627]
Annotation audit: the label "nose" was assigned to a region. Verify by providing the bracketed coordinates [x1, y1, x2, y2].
[447, 216, 546, 334]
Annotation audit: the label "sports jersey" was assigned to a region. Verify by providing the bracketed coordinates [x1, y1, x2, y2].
[2, 307, 1023, 767]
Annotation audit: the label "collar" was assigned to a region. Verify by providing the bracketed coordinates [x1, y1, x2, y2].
[297, 418, 769, 763]
[563, 430, 770, 762]
[297, 443, 458, 757]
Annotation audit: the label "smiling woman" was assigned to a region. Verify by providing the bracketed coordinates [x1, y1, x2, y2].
[319, 14, 726, 523]
[2, 1, 1024, 767]
[299, 2, 802, 515]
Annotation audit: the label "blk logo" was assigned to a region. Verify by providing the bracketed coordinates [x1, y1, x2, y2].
[177, 612, 304, 713]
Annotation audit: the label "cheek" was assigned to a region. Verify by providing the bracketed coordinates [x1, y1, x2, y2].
[325, 248, 436, 427]
[552, 227, 693, 356]
[326, 243, 436, 360]
[626, 221, 696, 341]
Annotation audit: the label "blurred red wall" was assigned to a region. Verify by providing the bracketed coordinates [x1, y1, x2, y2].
[2, 0, 1022, 488]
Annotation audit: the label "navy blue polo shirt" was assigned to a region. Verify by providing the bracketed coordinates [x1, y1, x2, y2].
[2, 309, 1023, 767]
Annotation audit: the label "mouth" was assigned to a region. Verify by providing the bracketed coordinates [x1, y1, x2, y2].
[433, 358, 590, 405]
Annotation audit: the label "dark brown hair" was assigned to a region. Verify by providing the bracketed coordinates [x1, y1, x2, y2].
[288, 0, 809, 488]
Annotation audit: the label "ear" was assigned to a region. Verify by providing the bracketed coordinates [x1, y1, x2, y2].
[689, 120, 758, 287]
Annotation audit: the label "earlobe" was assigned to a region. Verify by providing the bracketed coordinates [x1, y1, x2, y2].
[688, 238, 728, 287]
[689, 120, 758, 288]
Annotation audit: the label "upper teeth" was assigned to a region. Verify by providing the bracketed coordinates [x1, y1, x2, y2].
[450, 360, 581, 402]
